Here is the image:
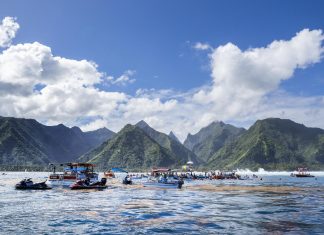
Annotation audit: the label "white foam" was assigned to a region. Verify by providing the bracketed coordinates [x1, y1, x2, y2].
[235, 168, 324, 176]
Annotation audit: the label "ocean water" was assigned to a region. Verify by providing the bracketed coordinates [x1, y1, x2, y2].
[1, 172, 324, 234]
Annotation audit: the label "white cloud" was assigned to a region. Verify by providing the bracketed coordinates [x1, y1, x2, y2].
[125, 29, 324, 140]
[191, 29, 324, 121]
[105, 70, 136, 86]
[0, 41, 127, 125]
[80, 118, 108, 132]
[0, 17, 19, 48]
[0, 18, 323, 142]
[194, 42, 212, 51]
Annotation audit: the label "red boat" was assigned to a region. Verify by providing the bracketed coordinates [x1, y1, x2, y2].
[103, 170, 115, 178]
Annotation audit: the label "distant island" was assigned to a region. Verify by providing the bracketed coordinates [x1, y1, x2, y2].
[0, 116, 323, 171]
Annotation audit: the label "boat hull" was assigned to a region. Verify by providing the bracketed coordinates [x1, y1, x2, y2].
[295, 174, 315, 177]
[15, 185, 52, 190]
[47, 177, 99, 187]
[70, 185, 108, 190]
[47, 180, 75, 187]
[143, 181, 183, 189]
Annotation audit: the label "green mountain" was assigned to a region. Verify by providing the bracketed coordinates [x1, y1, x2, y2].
[208, 118, 324, 170]
[136, 120, 199, 164]
[79, 124, 188, 169]
[0, 116, 115, 166]
[184, 121, 245, 163]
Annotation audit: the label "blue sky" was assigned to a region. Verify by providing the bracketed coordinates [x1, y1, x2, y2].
[0, 0, 324, 140]
[2, 0, 324, 94]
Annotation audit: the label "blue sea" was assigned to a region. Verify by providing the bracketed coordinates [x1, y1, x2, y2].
[1, 171, 324, 234]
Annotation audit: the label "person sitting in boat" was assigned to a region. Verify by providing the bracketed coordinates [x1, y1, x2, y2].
[159, 175, 167, 183]
[84, 177, 90, 186]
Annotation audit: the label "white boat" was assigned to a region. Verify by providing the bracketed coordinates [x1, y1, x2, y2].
[47, 163, 99, 187]
[143, 180, 183, 189]
[143, 177, 184, 189]
[142, 167, 184, 189]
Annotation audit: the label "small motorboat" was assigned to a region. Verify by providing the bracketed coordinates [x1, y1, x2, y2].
[291, 168, 315, 177]
[122, 176, 133, 185]
[104, 170, 115, 178]
[70, 178, 108, 190]
[143, 177, 184, 189]
[48, 163, 99, 187]
[15, 178, 52, 190]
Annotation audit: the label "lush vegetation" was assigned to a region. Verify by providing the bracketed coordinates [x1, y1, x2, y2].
[208, 118, 324, 170]
[135, 121, 199, 164]
[1, 116, 324, 171]
[0, 116, 115, 166]
[79, 124, 188, 169]
[184, 121, 245, 163]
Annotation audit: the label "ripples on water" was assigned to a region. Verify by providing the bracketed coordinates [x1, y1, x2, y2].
[1, 172, 324, 234]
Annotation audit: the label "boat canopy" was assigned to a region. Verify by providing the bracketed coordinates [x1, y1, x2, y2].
[111, 168, 128, 173]
[49, 163, 95, 167]
[152, 168, 171, 173]
[66, 163, 95, 167]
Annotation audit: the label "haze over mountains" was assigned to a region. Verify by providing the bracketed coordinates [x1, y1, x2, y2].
[0, 116, 115, 166]
[0, 116, 324, 170]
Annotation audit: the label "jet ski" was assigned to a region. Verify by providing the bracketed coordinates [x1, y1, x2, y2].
[15, 178, 52, 190]
[70, 177, 107, 190]
[122, 175, 133, 185]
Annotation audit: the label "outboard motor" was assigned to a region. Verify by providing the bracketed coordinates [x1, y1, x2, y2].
[100, 177, 107, 186]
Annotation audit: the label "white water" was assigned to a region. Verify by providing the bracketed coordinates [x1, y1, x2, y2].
[235, 168, 324, 176]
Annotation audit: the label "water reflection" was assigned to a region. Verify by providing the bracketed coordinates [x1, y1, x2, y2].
[0, 172, 324, 234]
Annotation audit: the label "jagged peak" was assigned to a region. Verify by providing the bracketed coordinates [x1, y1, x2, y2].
[168, 131, 180, 143]
[135, 120, 151, 129]
[169, 131, 176, 136]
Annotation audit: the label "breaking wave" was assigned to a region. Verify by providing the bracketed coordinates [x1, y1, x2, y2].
[235, 168, 324, 176]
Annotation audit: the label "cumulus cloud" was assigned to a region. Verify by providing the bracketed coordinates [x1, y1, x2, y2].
[0, 17, 19, 48]
[192, 29, 324, 121]
[0, 18, 323, 141]
[80, 118, 108, 132]
[127, 29, 324, 140]
[0, 41, 127, 125]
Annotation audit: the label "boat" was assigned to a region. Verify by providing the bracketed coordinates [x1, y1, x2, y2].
[15, 178, 52, 190]
[210, 171, 241, 180]
[143, 168, 184, 189]
[70, 178, 107, 190]
[143, 177, 184, 189]
[128, 174, 149, 180]
[103, 170, 115, 178]
[291, 168, 315, 177]
[48, 163, 99, 187]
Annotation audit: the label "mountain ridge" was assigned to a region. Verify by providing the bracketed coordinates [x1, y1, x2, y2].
[207, 118, 324, 170]
[184, 121, 246, 163]
[135, 120, 200, 164]
[0, 116, 115, 165]
[79, 124, 187, 169]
